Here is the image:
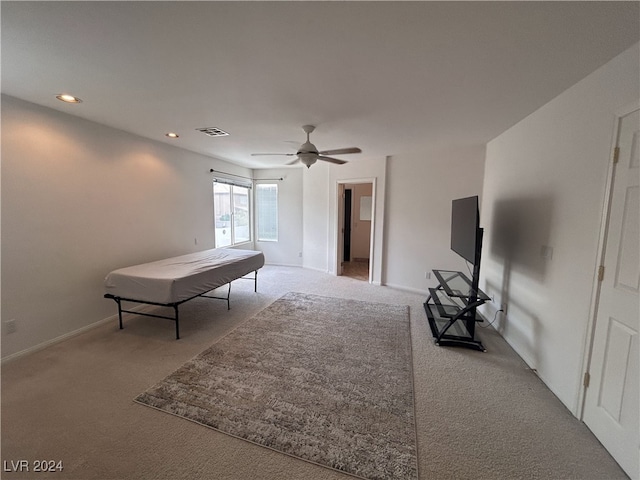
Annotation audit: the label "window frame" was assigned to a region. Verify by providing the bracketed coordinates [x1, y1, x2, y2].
[213, 179, 252, 248]
[255, 182, 279, 242]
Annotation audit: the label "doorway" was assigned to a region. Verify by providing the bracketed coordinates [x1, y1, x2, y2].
[337, 181, 374, 282]
[343, 188, 352, 262]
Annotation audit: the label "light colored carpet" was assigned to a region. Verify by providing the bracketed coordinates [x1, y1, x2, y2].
[135, 292, 416, 480]
[1, 265, 629, 479]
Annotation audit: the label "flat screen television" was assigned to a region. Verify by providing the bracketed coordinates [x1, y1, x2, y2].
[451, 195, 483, 289]
[451, 195, 481, 264]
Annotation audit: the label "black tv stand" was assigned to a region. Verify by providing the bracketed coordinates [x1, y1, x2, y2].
[424, 269, 490, 352]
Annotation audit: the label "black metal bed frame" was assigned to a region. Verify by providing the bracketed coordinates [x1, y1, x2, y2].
[104, 270, 259, 340]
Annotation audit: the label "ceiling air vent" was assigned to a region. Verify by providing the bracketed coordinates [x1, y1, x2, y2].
[196, 127, 229, 137]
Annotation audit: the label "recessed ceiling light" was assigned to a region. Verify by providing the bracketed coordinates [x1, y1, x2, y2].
[55, 94, 82, 103]
[165, 132, 180, 138]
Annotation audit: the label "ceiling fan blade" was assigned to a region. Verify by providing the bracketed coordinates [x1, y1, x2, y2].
[317, 156, 347, 165]
[286, 158, 300, 165]
[318, 147, 361, 156]
[250, 153, 296, 156]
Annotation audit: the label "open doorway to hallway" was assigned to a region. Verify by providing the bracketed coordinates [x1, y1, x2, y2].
[338, 182, 374, 282]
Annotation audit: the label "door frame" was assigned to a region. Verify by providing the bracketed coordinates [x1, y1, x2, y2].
[579, 100, 640, 419]
[335, 178, 376, 283]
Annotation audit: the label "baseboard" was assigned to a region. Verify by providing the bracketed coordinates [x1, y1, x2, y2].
[1, 304, 151, 364]
[303, 265, 331, 274]
[383, 282, 429, 296]
[264, 262, 304, 268]
[489, 323, 579, 416]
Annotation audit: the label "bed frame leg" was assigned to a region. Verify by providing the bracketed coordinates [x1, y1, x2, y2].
[226, 283, 231, 310]
[254, 270, 258, 292]
[174, 305, 180, 340]
[116, 298, 124, 330]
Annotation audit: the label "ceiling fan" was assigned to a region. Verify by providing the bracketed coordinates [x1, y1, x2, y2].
[251, 125, 361, 168]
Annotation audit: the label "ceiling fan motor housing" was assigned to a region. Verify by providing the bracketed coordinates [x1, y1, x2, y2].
[298, 136, 319, 168]
[298, 140, 318, 155]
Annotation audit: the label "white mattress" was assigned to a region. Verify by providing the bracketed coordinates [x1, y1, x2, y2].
[104, 248, 265, 304]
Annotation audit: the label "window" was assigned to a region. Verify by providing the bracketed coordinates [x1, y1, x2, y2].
[256, 183, 278, 242]
[213, 181, 251, 247]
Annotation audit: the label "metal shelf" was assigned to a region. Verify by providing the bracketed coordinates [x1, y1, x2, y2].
[424, 269, 487, 352]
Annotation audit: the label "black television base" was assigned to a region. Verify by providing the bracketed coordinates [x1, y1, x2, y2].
[424, 269, 488, 352]
[424, 302, 485, 351]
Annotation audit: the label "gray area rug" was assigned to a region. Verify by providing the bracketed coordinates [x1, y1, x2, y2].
[135, 292, 417, 480]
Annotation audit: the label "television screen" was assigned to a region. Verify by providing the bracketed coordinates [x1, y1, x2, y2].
[451, 196, 480, 264]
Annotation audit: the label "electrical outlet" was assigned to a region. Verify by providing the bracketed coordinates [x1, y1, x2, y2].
[425, 271, 431, 279]
[5, 319, 17, 335]
[501, 303, 508, 315]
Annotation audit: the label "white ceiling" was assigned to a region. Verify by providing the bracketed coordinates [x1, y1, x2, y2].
[2, 1, 639, 169]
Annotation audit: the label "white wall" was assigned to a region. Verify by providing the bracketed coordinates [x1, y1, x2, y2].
[1, 95, 253, 359]
[302, 162, 331, 273]
[383, 146, 486, 293]
[253, 168, 303, 267]
[481, 43, 640, 414]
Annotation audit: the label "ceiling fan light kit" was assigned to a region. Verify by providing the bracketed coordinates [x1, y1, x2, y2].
[299, 152, 317, 169]
[252, 125, 361, 169]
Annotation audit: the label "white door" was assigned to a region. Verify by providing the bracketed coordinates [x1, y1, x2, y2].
[584, 109, 639, 479]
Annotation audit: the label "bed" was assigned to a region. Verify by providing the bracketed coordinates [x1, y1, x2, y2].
[104, 248, 265, 339]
